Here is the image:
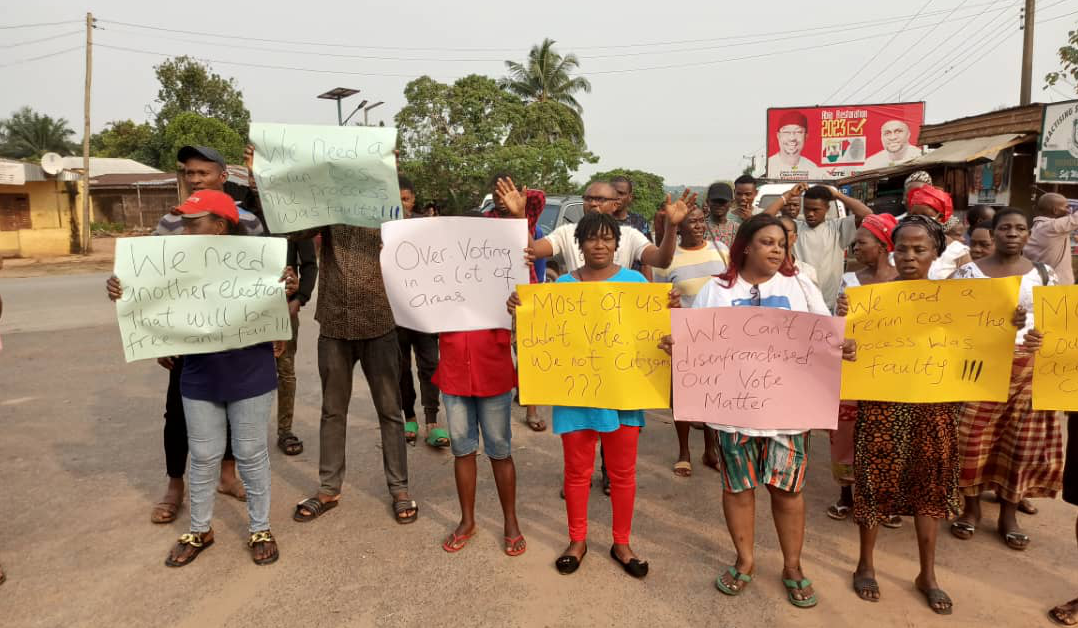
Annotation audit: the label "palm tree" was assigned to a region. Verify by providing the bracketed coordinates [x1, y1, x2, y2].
[500, 39, 591, 114]
[0, 106, 77, 159]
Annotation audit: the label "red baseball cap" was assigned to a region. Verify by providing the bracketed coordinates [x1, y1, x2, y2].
[175, 189, 239, 224]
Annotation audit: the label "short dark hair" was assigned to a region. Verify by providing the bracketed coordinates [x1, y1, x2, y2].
[967, 204, 994, 226]
[609, 175, 633, 193]
[574, 212, 620, 251]
[968, 220, 993, 236]
[487, 171, 514, 190]
[398, 176, 415, 195]
[778, 215, 797, 231]
[803, 185, 833, 203]
[734, 174, 756, 188]
[990, 206, 1029, 230]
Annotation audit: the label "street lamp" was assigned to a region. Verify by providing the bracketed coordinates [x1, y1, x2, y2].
[316, 87, 361, 126]
[363, 101, 384, 126]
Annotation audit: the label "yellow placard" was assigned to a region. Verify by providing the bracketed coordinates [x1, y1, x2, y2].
[1032, 285, 1078, 410]
[516, 282, 672, 410]
[841, 277, 1020, 402]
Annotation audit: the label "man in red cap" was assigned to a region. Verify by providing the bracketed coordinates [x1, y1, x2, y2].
[767, 111, 822, 180]
[864, 119, 921, 169]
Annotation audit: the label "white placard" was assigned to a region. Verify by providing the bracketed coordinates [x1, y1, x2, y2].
[0, 162, 26, 186]
[380, 216, 529, 333]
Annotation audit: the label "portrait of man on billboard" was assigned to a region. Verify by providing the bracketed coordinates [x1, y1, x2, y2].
[863, 119, 921, 168]
[767, 111, 821, 179]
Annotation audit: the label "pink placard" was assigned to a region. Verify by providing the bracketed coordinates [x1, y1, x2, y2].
[671, 307, 845, 430]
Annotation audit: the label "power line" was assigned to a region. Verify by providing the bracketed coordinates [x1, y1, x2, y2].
[824, 0, 935, 103]
[922, 29, 1018, 97]
[0, 45, 83, 69]
[844, 0, 972, 102]
[0, 29, 82, 50]
[95, 2, 1006, 54]
[858, 0, 1013, 102]
[905, 12, 1017, 99]
[0, 20, 81, 30]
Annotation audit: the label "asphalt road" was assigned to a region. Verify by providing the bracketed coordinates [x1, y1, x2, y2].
[0, 271, 1074, 627]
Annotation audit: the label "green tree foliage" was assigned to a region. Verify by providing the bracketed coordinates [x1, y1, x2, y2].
[90, 119, 157, 166]
[584, 168, 666, 220]
[158, 112, 244, 170]
[0, 106, 77, 159]
[1045, 28, 1078, 94]
[153, 56, 250, 142]
[396, 74, 595, 213]
[500, 39, 591, 114]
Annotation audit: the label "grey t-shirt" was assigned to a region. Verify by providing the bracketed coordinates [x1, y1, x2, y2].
[794, 214, 856, 310]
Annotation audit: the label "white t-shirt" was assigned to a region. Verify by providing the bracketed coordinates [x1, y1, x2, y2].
[952, 262, 1057, 344]
[928, 240, 970, 280]
[692, 272, 831, 439]
[794, 214, 857, 310]
[545, 223, 652, 273]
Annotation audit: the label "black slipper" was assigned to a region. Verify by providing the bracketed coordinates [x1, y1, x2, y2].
[556, 546, 587, 575]
[609, 546, 648, 579]
[293, 497, 338, 523]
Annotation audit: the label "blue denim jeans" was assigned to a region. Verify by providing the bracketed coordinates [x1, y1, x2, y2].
[443, 392, 513, 459]
[182, 391, 274, 533]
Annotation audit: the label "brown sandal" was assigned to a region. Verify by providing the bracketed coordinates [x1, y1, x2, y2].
[164, 530, 214, 567]
[249, 530, 279, 565]
[150, 501, 180, 524]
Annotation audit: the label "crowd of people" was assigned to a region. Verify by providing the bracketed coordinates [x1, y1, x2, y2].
[3, 137, 1065, 621]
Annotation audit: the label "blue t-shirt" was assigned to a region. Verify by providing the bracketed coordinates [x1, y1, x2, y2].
[551, 267, 647, 435]
[181, 342, 278, 403]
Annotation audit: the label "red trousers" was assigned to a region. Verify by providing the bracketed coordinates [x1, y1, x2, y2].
[561, 425, 640, 544]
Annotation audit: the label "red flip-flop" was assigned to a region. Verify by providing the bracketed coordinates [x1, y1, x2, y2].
[504, 535, 527, 557]
[442, 531, 474, 553]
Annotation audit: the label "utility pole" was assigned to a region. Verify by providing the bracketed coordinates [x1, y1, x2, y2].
[1020, 0, 1035, 106]
[81, 12, 94, 254]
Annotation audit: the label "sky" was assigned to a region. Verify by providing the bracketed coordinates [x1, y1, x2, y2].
[2, 0, 1077, 187]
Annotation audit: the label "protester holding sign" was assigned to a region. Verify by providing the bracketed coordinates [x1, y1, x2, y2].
[843, 215, 1031, 614]
[969, 221, 995, 261]
[660, 213, 854, 609]
[828, 214, 898, 525]
[652, 204, 727, 477]
[394, 176, 447, 447]
[510, 212, 665, 579]
[951, 209, 1061, 550]
[107, 190, 298, 567]
[431, 179, 539, 556]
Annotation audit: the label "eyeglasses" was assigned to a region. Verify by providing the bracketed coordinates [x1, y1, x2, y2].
[583, 195, 619, 204]
[749, 284, 761, 306]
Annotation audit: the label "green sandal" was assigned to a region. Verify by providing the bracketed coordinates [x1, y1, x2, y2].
[425, 425, 450, 449]
[404, 421, 419, 446]
[715, 566, 753, 596]
[783, 578, 818, 608]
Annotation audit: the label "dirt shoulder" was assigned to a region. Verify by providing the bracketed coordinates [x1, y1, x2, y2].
[0, 236, 118, 278]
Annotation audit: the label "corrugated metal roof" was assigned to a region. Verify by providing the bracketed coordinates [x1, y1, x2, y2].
[60, 157, 161, 176]
[837, 134, 1033, 185]
[90, 172, 177, 188]
[919, 104, 1044, 146]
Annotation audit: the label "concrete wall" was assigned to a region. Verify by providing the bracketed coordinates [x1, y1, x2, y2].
[0, 180, 78, 258]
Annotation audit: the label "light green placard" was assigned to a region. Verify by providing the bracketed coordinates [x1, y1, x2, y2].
[113, 235, 291, 362]
[251, 122, 402, 233]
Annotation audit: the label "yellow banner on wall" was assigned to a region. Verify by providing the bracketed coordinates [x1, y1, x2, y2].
[516, 282, 672, 410]
[841, 277, 1020, 402]
[1032, 285, 1078, 410]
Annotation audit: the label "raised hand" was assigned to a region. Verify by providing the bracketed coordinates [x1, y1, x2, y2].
[1012, 306, 1027, 328]
[1022, 328, 1043, 352]
[663, 189, 698, 226]
[841, 338, 857, 362]
[494, 177, 528, 218]
[835, 293, 849, 317]
[657, 334, 675, 356]
[667, 288, 682, 309]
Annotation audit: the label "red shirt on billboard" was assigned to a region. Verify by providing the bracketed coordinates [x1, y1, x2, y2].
[765, 102, 926, 180]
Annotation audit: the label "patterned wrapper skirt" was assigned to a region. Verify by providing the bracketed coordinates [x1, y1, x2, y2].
[829, 401, 858, 485]
[854, 401, 961, 526]
[957, 352, 1064, 502]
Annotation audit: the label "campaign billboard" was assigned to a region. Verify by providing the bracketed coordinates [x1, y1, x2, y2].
[1037, 99, 1078, 184]
[765, 102, 926, 181]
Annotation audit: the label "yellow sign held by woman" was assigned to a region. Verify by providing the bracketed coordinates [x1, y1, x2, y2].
[1032, 285, 1078, 410]
[841, 277, 1020, 402]
[516, 282, 672, 410]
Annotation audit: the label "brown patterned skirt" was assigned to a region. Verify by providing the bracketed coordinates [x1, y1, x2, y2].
[956, 353, 1064, 502]
[854, 401, 961, 527]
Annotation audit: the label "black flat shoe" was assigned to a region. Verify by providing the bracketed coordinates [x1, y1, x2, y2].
[610, 546, 649, 579]
[555, 546, 587, 575]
